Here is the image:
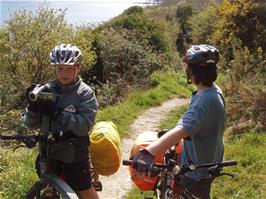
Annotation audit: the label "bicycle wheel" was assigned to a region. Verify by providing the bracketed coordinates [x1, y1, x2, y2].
[25, 175, 79, 199]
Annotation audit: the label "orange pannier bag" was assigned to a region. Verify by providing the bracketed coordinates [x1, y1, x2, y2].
[129, 131, 183, 191]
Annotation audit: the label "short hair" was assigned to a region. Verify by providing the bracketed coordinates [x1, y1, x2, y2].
[186, 63, 217, 87]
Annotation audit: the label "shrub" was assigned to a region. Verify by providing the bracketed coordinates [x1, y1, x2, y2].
[211, 0, 266, 63]
[123, 6, 143, 15]
[223, 47, 266, 134]
[189, 5, 219, 44]
[0, 3, 71, 108]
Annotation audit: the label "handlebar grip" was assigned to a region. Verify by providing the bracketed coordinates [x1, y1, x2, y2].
[122, 160, 132, 166]
[0, 134, 18, 140]
[122, 159, 161, 176]
[220, 160, 237, 167]
[149, 166, 161, 175]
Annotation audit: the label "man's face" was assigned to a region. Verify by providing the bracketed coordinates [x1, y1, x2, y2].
[55, 64, 80, 85]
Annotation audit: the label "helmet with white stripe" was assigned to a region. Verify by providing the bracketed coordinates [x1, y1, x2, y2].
[50, 44, 82, 65]
[184, 45, 219, 65]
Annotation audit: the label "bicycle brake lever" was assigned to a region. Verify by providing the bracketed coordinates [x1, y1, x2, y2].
[23, 138, 38, 148]
[13, 144, 26, 151]
[219, 172, 235, 178]
[24, 141, 37, 148]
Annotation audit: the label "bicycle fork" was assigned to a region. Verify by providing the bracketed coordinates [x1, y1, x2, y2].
[24, 178, 48, 199]
[156, 172, 173, 199]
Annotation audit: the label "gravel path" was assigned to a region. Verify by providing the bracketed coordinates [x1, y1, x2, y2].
[98, 97, 188, 199]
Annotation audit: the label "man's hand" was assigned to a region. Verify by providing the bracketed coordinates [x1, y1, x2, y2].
[37, 100, 61, 118]
[131, 148, 155, 174]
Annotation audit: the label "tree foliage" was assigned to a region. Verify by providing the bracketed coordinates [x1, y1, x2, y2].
[224, 47, 266, 133]
[175, 4, 193, 54]
[189, 5, 219, 44]
[211, 0, 266, 61]
[86, 7, 179, 106]
[0, 4, 72, 108]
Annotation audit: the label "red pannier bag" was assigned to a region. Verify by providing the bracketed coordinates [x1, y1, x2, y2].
[129, 131, 183, 191]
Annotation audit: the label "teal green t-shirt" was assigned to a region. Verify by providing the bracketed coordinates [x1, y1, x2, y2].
[177, 85, 226, 181]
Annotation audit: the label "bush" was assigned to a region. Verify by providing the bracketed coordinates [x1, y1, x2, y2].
[86, 10, 177, 106]
[190, 5, 219, 44]
[123, 6, 143, 15]
[223, 47, 266, 134]
[211, 0, 266, 63]
[0, 3, 71, 108]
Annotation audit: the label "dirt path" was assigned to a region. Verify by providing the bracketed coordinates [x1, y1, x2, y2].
[98, 97, 188, 199]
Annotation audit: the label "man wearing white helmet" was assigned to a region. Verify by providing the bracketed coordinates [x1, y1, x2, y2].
[131, 45, 226, 199]
[23, 44, 100, 199]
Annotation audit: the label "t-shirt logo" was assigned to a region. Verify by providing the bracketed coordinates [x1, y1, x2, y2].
[64, 105, 76, 113]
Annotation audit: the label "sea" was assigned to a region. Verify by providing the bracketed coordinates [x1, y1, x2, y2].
[0, 0, 159, 27]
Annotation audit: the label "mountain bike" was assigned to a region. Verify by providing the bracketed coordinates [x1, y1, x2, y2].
[123, 144, 237, 199]
[0, 133, 101, 199]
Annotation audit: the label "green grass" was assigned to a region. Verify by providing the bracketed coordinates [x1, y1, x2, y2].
[0, 148, 38, 199]
[212, 131, 266, 199]
[126, 106, 266, 199]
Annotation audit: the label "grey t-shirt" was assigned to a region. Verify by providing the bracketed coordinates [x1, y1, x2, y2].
[177, 85, 226, 181]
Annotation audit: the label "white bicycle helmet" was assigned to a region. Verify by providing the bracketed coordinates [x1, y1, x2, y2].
[50, 44, 82, 65]
[184, 44, 219, 65]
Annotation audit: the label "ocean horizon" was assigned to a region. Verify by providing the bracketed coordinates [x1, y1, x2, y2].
[0, 0, 159, 27]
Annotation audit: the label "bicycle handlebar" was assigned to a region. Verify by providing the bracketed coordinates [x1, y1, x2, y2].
[122, 160, 132, 166]
[190, 160, 237, 170]
[0, 134, 38, 140]
[122, 159, 163, 174]
[122, 159, 236, 167]
[122, 159, 237, 175]
[0, 134, 40, 148]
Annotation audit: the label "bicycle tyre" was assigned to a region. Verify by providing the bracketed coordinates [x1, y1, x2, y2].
[25, 174, 79, 199]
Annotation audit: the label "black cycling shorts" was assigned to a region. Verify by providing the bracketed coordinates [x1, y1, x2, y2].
[60, 159, 92, 192]
[179, 175, 213, 199]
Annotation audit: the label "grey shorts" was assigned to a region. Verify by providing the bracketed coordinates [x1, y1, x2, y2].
[179, 175, 213, 199]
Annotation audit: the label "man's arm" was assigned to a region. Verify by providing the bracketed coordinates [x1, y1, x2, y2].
[146, 126, 189, 156]
[130, 126, 189, 173]
[21, 108, 41, 129]
[55, 89, 98, 136]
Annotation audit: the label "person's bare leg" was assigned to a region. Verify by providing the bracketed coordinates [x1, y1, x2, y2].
[78, 187, 99, 199]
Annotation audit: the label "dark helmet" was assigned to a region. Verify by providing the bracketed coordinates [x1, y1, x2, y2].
[50, 44, 82, 65]
[183, 44, 219, 65]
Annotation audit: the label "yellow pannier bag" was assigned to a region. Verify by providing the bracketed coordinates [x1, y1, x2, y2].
[90, 121, 121, 176]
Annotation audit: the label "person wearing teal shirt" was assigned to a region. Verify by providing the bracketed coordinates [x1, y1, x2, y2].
[131, 45, 225, 199]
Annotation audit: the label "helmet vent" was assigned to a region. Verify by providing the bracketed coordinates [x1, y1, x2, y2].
[184, 44, 219, 65]
[50, 44, 83, 65]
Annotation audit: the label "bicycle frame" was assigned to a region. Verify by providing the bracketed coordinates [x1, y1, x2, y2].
[123, 146, 237, 199]
[0, 133, 79, 199]
[155, 146, 182, 199]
